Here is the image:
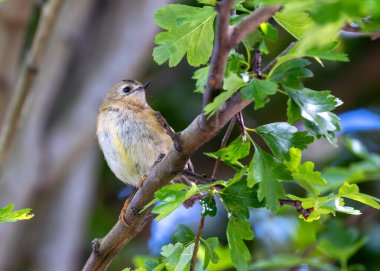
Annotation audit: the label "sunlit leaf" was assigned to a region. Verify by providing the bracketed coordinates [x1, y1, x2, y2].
[284, 147, 327, 196]
[286, 87, 342, 145]
[205, 136, 250, 167]
[0, 204, 34, 223]
[255, 122, 314, 160]
[153, 5, 216, 67]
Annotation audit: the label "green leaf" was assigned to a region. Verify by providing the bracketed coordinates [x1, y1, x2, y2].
[287, 98, 301, 124]
[197, 0, 216, 6]
[250, 146, 292, 212]
[160, 242, 195, 271]
[274, 11, 314, 39]
[204, 73, 246, 116]
[173, 224, 196, 244]
[153, 5, 216, 67]
[220, 179, 264, 219]
[192, 66, 209, 93]
[200, 194, 217, 217]
[205, 136, 250, 167]
[175, 243, 195, 271]
[242, 30, 264, 51]
[270, 58, 313, 89]
[284, 147, 327, 196]
[255, 122, 314, 160]
[201, 237, 219, 269]
[286, 87, 342, 145]
[161, 243, 184, 269]
[269, 41, 348, 79]
[272, 42, 348, 73]
[227, 217, 254, 271]
[338, 182, 380, 209]
[260, 22, 278, 43]
[0, 204, 34, 223]
[241, 78, 278, 110]
[152, 184, 198, 221]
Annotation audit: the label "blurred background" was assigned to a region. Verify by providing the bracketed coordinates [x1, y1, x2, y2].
[0, 0, 379, 270]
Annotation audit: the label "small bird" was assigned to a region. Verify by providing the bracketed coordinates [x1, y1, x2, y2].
[96, 79, 180, 224]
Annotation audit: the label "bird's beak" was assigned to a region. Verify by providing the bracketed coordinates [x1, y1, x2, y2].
[143, 81, 151, 89]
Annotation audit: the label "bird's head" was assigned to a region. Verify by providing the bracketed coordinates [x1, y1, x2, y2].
[104, 79, 151, 105]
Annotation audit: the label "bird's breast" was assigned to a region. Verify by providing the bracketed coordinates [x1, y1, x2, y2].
[97, 107, 172, 186]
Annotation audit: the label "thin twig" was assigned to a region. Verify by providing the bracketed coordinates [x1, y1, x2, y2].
[190, 215, 205, 271]
[211, 118, 236, 180]
[235, 112, 247, 141]
[0, 0, 65, 168]
[182, 169, 211, 184]
[262, 42, 296, 74]
[279, 199, 314, 219]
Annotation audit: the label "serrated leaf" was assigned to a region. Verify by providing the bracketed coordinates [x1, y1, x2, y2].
[153, 5, 216, 67]
[220, 179, 264, 219]
[192, 66, 209, 93]
[274, 11, 314, 39]
[255, 122, 314, 160]
[270, 58, 313, 89]
[204, 73, 246, 116]
[284, 147, 327, 196]
[200, 194, 217, 217]
[338, 182, 380, 209]
[173, 224, 196, 244]
[227, 217, 254, 271]
[202, 237, 219, 269]
[0, 204, 34, 223]
[250, 146, 292, 212]
[205, 136, 250, 167]
[152, 185, 198, 221]
[241, 78, 278, 110]
[286, 87, 342, 145]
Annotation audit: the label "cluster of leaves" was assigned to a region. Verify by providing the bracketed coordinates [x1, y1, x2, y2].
[126, 0, 380, 270]
[0, 204, 33, 223]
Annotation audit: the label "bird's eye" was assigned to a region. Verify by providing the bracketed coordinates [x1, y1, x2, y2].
[122, 86, 131, 93]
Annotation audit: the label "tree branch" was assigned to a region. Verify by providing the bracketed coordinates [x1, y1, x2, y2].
[230, 5, 281, 48]
[202, 0, 235, 109]
[82, 3, 280, 270]
[0, 0, 65, 168]
[201, 2, 280, 128]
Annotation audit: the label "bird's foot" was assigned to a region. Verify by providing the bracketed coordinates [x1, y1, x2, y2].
[138, 174, 147, 188]
[119, 187, 138, 227]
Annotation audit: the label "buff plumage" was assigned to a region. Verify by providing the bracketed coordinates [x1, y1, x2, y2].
[96, 80, 172, 187]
